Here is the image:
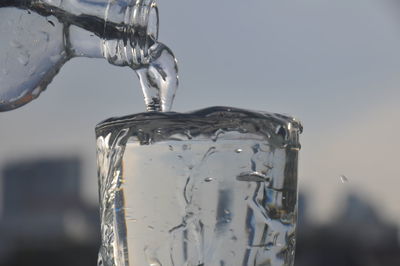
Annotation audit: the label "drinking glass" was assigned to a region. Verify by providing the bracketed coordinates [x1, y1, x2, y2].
[95, 106, 302, 266]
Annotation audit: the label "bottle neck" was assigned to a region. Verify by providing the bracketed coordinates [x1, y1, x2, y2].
[25, 0, 158, 66]
[102, 0, 159, 67]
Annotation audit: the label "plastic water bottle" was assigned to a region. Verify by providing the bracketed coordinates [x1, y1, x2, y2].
[0, 0, 178, 112]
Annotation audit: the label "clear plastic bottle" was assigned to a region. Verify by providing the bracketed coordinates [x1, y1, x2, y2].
[0, 0, 178, 111]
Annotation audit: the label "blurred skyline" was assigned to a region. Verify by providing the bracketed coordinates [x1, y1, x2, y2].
[1, 0, 400, 225]
[1, 156, 398, 265]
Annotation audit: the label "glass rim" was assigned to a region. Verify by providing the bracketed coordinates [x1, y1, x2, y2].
[95, 106, 303, 133]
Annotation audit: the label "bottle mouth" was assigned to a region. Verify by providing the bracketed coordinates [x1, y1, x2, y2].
[132, 0, 159, 41]
[103, 0, 159, 67]
[128, 0, 159, 65]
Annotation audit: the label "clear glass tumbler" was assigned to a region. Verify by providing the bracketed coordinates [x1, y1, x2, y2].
[95, 106, 302, 266]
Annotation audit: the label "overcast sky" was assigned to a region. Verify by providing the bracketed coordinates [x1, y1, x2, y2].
[1, 0, 400, 224]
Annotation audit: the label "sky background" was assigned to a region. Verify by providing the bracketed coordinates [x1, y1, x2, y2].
[1, 0, 400, 225]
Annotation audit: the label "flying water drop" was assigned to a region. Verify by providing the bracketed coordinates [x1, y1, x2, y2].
[340, 174, 349, 183]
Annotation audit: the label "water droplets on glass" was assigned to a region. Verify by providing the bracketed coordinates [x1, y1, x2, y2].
[17, 50, 30, 66]
[95, 107, 302, 265]
[235, 148, 243, 153]
[204, 177, 213, 182]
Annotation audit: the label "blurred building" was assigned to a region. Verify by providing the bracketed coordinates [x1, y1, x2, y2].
[0, 157, 100, 266]
[296, 193, 400, 266]
[1, 157, 400, 266]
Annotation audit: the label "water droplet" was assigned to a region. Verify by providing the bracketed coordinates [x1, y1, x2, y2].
[204, 177, 213, 182]
[31, 87, 41, 97]
[340, 174, 349, 183]
[18, 51, 30, 66]
[10, 40, 22, 48]
[212, 129, 225, 141]
[29, 66, 36, 77]
[202, 146, 217, 160]
[266, 242, 274, 250]
[147, 258, 161, 266]
[263, 163, 273, 169]
[40, 31, 50, 42]
[235, 148, 243, 153]
[275, 125, 287, 139]
[184, 130, 193, 139]
[182, 144, 190, 150]
[236, 171, 270, 182]
[47, 20, 55, 27]
[50, 54, 61, 62]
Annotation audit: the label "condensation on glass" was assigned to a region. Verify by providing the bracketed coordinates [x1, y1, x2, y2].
[0, 0, 178, 112]
[96, 106, 302, 266]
